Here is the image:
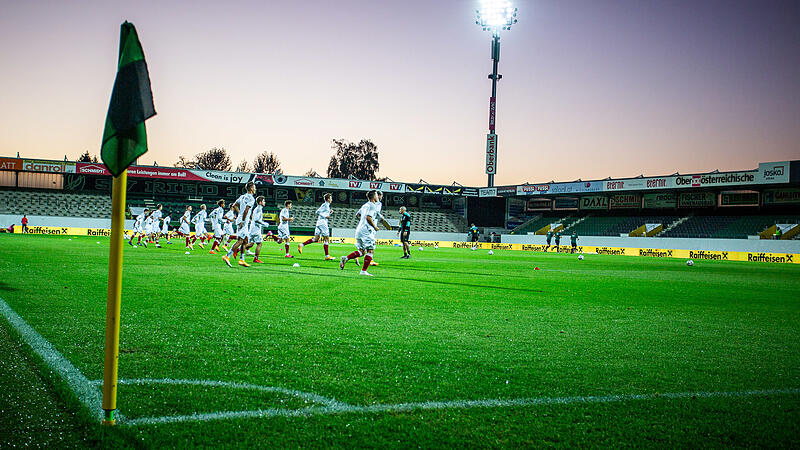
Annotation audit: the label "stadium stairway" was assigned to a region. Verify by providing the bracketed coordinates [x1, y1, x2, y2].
[0, 189, 111, 218]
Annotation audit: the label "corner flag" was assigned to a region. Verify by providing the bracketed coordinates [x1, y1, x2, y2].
[101, 21, 155, 426]
[100, 21, 155, 176]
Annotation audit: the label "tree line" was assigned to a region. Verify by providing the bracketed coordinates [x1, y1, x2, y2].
[76, 138, 381, 180]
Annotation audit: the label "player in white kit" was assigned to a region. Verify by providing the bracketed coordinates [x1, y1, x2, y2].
[129, 208, 149, 248]
[223, 181, 256, 267]
[148, 204, 163, 247]
[208, 199, 226, 254]
[298, 193, 334, 260]
[340, 190, 380, 276]
[191, 204, 208, 249]
[178, 205, 193, 249]
[222, 203, 237, 251]
[277, 200, 294, 258]
[245, 196, 267, 263]
[160, 213, 172, 244]
[369, 191, 392, 266]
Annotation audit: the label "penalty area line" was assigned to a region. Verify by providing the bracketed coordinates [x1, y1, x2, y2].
[0, 296, 105, 422]
[123, 384, 800, 426]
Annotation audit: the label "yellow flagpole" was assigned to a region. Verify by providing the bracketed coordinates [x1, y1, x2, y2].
[102, 169, 127, 425]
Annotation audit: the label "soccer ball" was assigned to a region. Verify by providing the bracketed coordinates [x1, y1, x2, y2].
[434, 244, 439, 249]
[419, 247, 424, 251]
[471, 247, 476, 251]
[578, 254, 584, 260]
[488, 250, 494, 256]
[292, 263, 300, 268]
[686, 260, 694, 266]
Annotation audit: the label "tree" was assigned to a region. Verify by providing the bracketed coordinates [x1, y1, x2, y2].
[236, 159, 250, 172]
[326, 139, 380, 180]
[174, 148, 232, 171]
[174, 155, 197, 169]
[77, 151, 99, 163]
[194, 147, 232, 171]
[252, 151, 281, 174]
[303, 169, 320, 178]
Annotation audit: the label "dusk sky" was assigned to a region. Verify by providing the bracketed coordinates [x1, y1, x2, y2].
[1, 0, 798, 186]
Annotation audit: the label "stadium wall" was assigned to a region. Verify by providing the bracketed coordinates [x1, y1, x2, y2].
[500, 234, 800, 254]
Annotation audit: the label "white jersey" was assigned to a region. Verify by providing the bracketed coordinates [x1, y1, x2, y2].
[161, 216, 171, 233]
[150, 209, 162, 224]
[134, 213, 146, 228]
[223, 210, 235, 235]
[375, 201, 385, 221]
[179, 210, 191, 234]
[315, 202, 331, 227]
[278, 208, 291, 232]
[250, 205, 264, 232]
[235, 193, 255, 225]
[355, 202, 379, 236]
[192, 210, 207, 225]
[209, 206, 224, 225]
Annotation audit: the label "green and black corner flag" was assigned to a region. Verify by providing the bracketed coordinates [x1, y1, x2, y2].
[101, 21, 155, 177]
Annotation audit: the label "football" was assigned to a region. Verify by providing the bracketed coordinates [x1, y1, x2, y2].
[488, 250, 494, 255]
[293, 263, 300, 267]
[578, 254, 584, 260]
[471, 247, 476, 251]
[419, 247, 424, 251]
[686, 260, 694, 266]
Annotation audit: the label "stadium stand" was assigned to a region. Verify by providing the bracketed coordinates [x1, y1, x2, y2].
[661, 215, 800, 239]
[0, 188, 111, 218]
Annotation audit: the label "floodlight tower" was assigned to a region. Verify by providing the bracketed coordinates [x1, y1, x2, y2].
[476, 0, 517, 188]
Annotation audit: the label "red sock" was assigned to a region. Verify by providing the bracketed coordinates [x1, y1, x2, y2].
[211, 240, 218, 251]
[137, 235, 142, 244]
[302, 238, 314, 246]
[191, 235, 197, 243]
[284, 244, 290, 254]
[361, 255, 372, 271]
[323, 244, 329, 256]
[186, 237, 190, 246]
[346, 250, 362, 260]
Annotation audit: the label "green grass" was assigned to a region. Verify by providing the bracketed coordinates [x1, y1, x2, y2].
[0, 233, 799, 447]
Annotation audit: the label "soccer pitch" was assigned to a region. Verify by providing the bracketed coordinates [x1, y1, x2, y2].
[1, 234, 799, 447]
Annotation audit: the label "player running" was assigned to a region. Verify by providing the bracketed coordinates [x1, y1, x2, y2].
[340, 190, 379, 276]
[277, 200, 294, 258]
[246, 196, 267, 263]
[129, 208, 149, 248]
[222, 203, 237, 251]
[554, 231, 561, 252]
[148, 204, 163, 247]
[298, 193, 334, 260]
[545, 229, 553, 252]
[398, 206, 412, 259]
[570, 231, 579, 253]
[223, 181, 256, 267]
[208, 199, 226, 254]
[178, 205, 193, 250]
[161, 212, 172, 244]
[190, 205, 209, 249]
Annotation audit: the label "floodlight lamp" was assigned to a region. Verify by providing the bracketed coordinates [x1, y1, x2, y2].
[476, 0, 517, 30]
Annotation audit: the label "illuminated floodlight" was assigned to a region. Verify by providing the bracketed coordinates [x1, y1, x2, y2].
[476, 0, 518, 31]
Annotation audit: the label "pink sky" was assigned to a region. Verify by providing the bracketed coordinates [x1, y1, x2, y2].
[0, 0, 798, 186]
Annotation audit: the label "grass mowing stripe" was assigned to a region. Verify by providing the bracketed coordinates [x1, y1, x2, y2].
[116, 376, 800, 426]
[0, 296, 104, 422]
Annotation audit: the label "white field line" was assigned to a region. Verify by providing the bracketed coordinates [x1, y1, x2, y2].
[0, 296, 104, 422]
[88, 378, 348, 408]
[3, 296, 799, 428]
[115, 377, 800, 427]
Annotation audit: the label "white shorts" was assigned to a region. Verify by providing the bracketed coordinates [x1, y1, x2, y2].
[162, 224, 169, 234]
[136, 224, 144, 234]
[236, 222, 251, 239]
[223, 222, 234, 235]
[249, 230, 263, 244]
[277, 227, 290, 240]
[145, 224, 153, 234]
[314, 223, 330, 237]
[213, 223, 223, 238]
[195, 224, 207, 236]
[355, 230, 376, 251]
[178, 223, 190, 235]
